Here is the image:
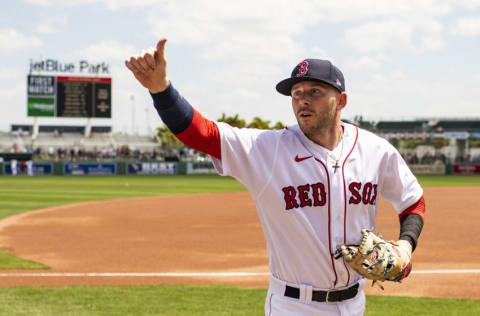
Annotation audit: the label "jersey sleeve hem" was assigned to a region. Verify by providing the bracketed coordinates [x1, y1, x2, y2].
[174, 109, 221, 160]
[398, 195, 426, 222]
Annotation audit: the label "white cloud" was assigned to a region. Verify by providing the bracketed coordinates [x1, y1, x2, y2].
[449, 0, 480, 9]
[0, 66, 13, 80]
[72, 40, 138, 62]
[312, 0, 452, 21]
[103, 0, 159, 10]
[24, 0, 52, 5]
[452, 17, 480, 36]
[344, 18, 446, 54]
[0, 29, 43, 56]
[24, 0, 97, 6]
[308, 47, 331, 60]
[24, 0, 158, 9]
[346, 55, 386, 71]
[35, 15, 68, 34]
[0, 65, 23, 81]
[347, 68, 480, 120]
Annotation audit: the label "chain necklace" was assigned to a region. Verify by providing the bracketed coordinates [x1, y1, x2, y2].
[328, 129, 344, 174]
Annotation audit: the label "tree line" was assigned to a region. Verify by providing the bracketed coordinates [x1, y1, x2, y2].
[157, 113, 286, 149]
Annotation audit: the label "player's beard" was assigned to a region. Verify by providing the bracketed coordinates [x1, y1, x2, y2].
[297, 100, 338, 138]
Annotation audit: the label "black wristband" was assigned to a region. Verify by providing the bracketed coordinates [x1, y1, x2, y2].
[150, 83, 194, 134]
[399, 213, 424, 252]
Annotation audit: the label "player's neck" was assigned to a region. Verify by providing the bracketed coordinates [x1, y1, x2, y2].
[305, 122, 342, 151]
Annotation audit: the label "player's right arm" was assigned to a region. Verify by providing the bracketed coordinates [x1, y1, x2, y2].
[125, 39, 221, 159]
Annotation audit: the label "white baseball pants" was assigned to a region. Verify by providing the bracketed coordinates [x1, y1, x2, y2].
[264, 275, 366, 316]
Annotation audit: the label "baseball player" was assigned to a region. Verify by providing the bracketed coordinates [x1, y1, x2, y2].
[126, 39, 426, 316]
[10, 159, 18, 176]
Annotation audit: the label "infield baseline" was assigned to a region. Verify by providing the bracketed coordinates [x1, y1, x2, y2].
[0, 269, 479, 277]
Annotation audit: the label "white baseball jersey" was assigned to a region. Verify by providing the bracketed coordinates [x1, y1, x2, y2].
[211, 121, 423, 290]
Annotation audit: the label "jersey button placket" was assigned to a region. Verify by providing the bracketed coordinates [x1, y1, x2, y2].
[328, 155, 348, 287]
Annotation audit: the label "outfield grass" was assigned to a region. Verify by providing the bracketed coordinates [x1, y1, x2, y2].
[0, 285, 478, 316]
[417, 174, 480, 187]
[0, 175, 246, 220]
[0, 174, 479, 315]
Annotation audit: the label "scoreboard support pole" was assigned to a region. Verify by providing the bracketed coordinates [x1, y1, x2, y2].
[32, 117, 39, 139]
[84, 118, 92, 137]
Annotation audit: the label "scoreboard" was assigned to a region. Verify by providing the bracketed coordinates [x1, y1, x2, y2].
[27, 75, 111, 118]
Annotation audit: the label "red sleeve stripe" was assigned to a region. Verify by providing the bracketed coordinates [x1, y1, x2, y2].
[174, 109, 221, 160]
[399, 195, 426, 222]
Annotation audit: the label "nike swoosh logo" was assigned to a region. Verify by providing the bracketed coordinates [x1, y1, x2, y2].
[295, 155, 313, 162]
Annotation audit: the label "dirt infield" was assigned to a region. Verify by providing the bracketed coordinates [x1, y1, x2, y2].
[0, 187, 479, 299]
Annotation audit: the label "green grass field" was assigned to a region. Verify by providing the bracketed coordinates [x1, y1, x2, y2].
[0, 174, 479, 315]
[0, 175, 246, 220]
[0, 285, 478, 316]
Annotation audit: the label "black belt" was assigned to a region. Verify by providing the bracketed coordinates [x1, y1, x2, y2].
[284, 283, 359, 303]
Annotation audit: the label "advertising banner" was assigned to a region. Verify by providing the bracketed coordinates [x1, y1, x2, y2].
[27, 97, 55, 117]
[408, 164, 446, 175]
[64, 163, 116, 175]
[186, 161, 216, 174]
[444, 132, 469, 140]
[3, 162, 53, 175]
[32, 163, 54, 175]
[453, 164, 480, 175]
[27, 75, 56, 117]
[127, 162, 177, 175]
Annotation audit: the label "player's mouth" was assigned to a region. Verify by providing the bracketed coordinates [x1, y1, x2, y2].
[298, 111, 313, 119]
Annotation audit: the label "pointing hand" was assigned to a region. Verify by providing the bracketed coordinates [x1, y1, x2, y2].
[125, 38, 170, 93]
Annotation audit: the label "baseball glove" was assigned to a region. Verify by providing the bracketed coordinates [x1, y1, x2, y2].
[336, 229, 412, 289]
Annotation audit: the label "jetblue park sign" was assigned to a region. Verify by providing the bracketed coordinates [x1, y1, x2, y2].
[29, 59, 109, 74]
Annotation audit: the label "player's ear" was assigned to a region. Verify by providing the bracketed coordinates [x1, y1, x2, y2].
[339, 92, 347, 110]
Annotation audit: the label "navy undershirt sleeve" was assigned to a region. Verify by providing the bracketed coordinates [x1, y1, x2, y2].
[150, 83, 194, 134]
[399, 213, 424, 252]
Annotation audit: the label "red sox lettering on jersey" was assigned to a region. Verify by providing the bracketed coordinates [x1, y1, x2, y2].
[282, 182, 378, 210]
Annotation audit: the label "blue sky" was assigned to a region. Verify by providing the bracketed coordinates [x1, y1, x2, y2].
[1, 0, 479, 135]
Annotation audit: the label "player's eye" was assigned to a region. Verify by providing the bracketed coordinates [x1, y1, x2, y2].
[291, 90, 303, 99]
[310, 88, 322, 96]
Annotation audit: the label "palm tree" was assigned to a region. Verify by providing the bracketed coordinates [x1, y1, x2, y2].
[156, 126, 184, 149]
[247, 116, 270, 129]
[272, 121, 286, 130]
[217, 113, 247, 128]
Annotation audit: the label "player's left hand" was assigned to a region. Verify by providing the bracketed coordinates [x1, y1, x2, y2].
[336, 229, 413, 289]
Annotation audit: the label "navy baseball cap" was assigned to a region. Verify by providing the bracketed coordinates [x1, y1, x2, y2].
[276, 59, 345, 96]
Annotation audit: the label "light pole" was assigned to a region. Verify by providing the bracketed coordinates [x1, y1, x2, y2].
[145, 107, 152, 135]
[130, 94, 135, 135]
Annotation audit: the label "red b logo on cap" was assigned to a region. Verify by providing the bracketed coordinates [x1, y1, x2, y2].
[296, 61, 309, 77]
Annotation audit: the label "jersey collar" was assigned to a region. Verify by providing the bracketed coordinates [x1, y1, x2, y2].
[288, 122, 355, 161]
